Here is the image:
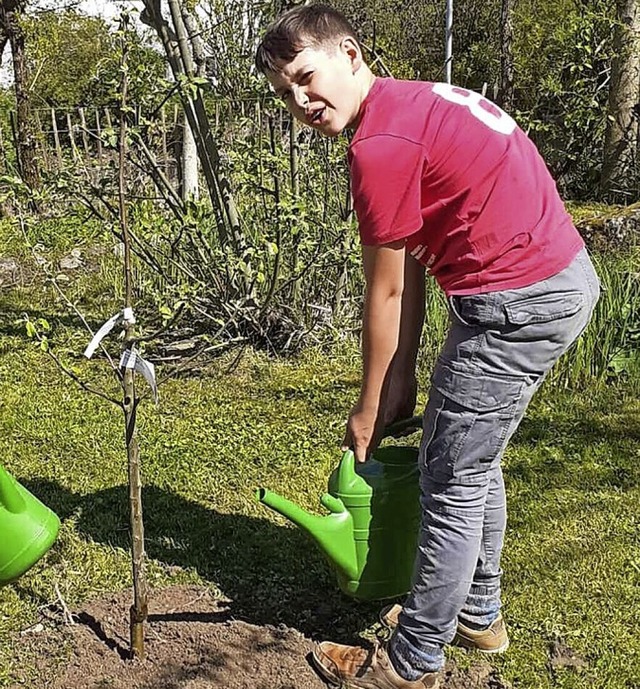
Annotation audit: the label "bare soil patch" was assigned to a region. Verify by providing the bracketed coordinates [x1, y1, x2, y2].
[11, 585, 509, 689]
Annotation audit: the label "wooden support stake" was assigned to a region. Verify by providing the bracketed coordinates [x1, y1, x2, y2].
[51, 108, 62, 167]
[67, 112, 79, 162]
[95, 109, 103, 161]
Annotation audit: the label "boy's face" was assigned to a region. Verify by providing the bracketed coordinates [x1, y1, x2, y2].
[267, 37, 365, 137]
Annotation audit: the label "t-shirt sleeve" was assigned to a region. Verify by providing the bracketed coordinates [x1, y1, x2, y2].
[349, 135, 426, 245]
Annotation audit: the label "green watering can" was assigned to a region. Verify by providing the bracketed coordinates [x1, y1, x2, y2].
[257, 418, 422, 600]
[0, 464, 60, 585]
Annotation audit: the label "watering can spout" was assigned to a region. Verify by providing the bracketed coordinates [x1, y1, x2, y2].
[256, 487, 358, 580]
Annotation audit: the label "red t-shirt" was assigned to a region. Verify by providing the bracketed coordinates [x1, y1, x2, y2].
[349, 78, 584, 295]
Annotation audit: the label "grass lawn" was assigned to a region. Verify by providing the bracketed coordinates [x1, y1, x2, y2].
[0, 335, 638, 686]
[0, 219, 638, 688]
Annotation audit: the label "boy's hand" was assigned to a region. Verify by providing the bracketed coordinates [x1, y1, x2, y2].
[341, 403, 383, 464]
[383, 373, 417, 428]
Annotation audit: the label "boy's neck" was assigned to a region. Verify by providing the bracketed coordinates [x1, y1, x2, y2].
[351, 67, 377, 131]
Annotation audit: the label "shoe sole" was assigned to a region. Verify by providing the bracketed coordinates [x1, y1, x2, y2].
[310, 648, 342, 687]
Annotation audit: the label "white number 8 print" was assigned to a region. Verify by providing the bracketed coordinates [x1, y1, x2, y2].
[432, 83, 517, 135]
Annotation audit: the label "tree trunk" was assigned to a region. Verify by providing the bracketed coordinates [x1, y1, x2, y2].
[118, 27, 148, 660]
[602, 0, 640, 200]
[0, 0, 39, 187]
[180, 7, 203, 202]
[181, 113, 199, 200]
[141, 0, 243, 253]
[498, 0, 515, 111]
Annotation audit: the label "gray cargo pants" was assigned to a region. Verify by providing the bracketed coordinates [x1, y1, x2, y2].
[388, 247, 600, 678]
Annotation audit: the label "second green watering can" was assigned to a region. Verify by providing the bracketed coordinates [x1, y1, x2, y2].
[0, 464, 60, 586]
[257, 418, 422, 600]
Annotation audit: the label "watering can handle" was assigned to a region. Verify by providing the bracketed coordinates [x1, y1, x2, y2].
[382, 415, 422, 439]
[338, 416, 422, 466]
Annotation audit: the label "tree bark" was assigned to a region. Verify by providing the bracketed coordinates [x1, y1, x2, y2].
[0, 0, 39, 187]
[181, 112, 199, 200]
[180, 6, 203, 201]
[602, 0, 640, 200]
[498, 0, 515, 111]
[140, 0, 249, 292]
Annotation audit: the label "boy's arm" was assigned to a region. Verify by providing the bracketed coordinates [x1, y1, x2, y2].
[343, 240, 409, 463]
[385, 251, 425, 425]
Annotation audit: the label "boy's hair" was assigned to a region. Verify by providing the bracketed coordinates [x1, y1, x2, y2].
[255, 3, 359, 74]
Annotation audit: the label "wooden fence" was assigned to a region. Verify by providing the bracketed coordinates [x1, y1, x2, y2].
[0, 99, 297, 181]
[1, 105, 184, 177]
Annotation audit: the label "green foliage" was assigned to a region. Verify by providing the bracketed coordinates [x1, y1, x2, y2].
[331, 0, 620, 199]
[513, 0, 617, 198]
[546, 242, 640, 389]
[21, 9, 165, 109]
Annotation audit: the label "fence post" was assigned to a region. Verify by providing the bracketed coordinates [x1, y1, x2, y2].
[78, 107, 91, 159]
[51, 108, 62, 167]
[33, 110, 50, 171]
[161, 105, 169, 178]
[0, 126, 7, 173]
[9, 111, 21, 177]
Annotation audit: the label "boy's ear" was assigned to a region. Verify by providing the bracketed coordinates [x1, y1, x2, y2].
[340, 36, 363, 73]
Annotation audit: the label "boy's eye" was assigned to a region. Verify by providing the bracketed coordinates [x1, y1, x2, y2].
[300, 71, 313, 83]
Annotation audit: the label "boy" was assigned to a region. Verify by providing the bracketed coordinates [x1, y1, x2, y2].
[255, 4, 600, 688]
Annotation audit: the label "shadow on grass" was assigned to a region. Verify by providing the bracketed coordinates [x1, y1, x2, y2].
[21, 478, 380, 642]
[506, 401, 640, 491]
[0, 303, 90, 340]
[18, 394, 639, 644]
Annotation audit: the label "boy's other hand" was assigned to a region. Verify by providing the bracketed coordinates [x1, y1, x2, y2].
[384, 373, 417, 428]
[341, 403, 382, 464]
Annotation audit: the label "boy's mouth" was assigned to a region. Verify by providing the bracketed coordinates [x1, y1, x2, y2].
[307, 108, 326, 125]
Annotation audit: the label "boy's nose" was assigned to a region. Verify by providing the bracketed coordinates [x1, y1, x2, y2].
[292, 85, 309, 110]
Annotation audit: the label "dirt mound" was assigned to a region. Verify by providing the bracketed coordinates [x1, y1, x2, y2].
[11, 585, 509, 689]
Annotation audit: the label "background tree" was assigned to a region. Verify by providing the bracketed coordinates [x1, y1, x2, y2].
[601, 0, 640, 200]
[21, 9, 165, 109]
[498, 0, 515, 109]
[0, 0, 39, 186]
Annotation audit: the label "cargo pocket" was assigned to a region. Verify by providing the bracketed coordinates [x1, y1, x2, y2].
[423, 363, 524, 486]
[503, 290, 584, 326]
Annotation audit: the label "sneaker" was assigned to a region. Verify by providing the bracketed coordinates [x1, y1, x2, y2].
[311, 640, 440, 689]
[379, 604, 509, 654]
[456, 615, 509, 653]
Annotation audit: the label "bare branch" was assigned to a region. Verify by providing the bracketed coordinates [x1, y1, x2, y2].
[29, 329, 122, 407]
